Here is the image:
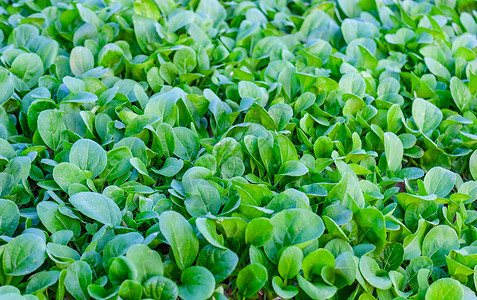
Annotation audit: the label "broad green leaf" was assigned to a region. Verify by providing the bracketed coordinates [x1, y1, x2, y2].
[126, 244, 163, 284]
[173, 127, 199, 161]
[178, 266, 215, 300]
[37, 201, 81, 237]
[425, 278, 463, 300]
[2, 234, 47, 276]
[423, 167, 456, 198]
[424, 57, 451, 81]
[277, 160, 308, 177]
[118, 280, 143, 300]
[272, 276, 299, 298]
[359, 256, 392, 290]
[70, 192, 122, 226]
[297, 274, 337, 299]
[237, 263, 268, 298]
[109, 256, 137, 285]
[159, 211, 199, 270]
[69, 139, 107, 178]
[264, 209, 324, 262]
[245, 218, 273, 247]
[26, 270, 61, 294]
[134, 0, 160, 19]
[64, 261, 92, 300]
[101, 147, 133, 181]
[173, 47, 197, 74]
[70, 47, 94, 76]
[197, 245, 238, 283]
[278, 246, 303, 280]
[384, 132, 403, 172]
[10, 53, 44, 90]
[450, 77, 471, 112]
[422, 225, 459, 267]
[378, 243, 404, 271]
[0, 69, 14, 105]
[354, 208, 386, 254]
[143, 276, 178, 300]
[412, 98, 443, 133]
[53, 162, 87, 192]
[103, 233, 145, 265]
[470, 150, 477, 181]
[0, 199, 19, 236]
[196, 218, 226, 249]
[38, 110, 67, 152]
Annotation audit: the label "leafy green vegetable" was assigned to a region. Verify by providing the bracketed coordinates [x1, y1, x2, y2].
[0, 0, 476, 298]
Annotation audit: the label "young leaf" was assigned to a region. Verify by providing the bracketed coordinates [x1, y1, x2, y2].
[237, 263, 268, 298]
[70, 192, 122, 227]
[159, 211, 199, 270]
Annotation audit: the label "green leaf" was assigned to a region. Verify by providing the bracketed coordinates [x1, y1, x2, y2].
[109, 256, 137, 285]
[334, 252, 357, 286]
[37, 201, 81, 237]
[102, 233, 145, 266]
[302, 248, 335, 281]
[278, 246, 303, 280]
[101, 147, 133, 181]
[173, 127, 199, 161]
[70, 47, 94, 76]
[10, 53, 44, 90]
[354, 207, 386, 254]
[0, 199, 19, 236]
[378, 243, 404, 271]
[245, 218, 273, 247]
[470, 150, 477, 181]
[423, 167, 456, 198]
[126, 244, 163, 284]
[422, 225, 459, 268]
[70, 192, 122, 226]
[143, 276, 178, 300]
[269, 103, 293, 131]
[297, 274, 337, 299]
[134, 0, 161, 19]
[173, 47, 197, 74]
[154, 157, 183, 177]
[359, 255, 392, 290]
[425, 278, 464, 300]
[450, 77, 471, 112]
[424, 57, 451, 81]
[197, 245, 238, 283]
[237, 263, 268, 298]
[277, 160, 308, 177]
[62, 92, 98, 104]
[159, 211, 199, 270]
[53, 162, 87, 192]
[412, 98, 443, 133]
[0, 69, 14, 105]
[178, 266, 215, 300]
[272, 276, 299, 299]
[64, 261, 92, 300]
[2, 234, 47, 276]
[26, 270, 60, 294]
[196, 218, 226, 249]
[118, 280, 143, 300]
[37, 109, 67, 152]
[264, 209, 325, 262]
[384, 132, 403, 172]
[339, 73, 365, 97]
[69, 139, 107, 178]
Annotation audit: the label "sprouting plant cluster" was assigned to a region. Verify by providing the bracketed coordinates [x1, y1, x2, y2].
[0, 0, 476, 299]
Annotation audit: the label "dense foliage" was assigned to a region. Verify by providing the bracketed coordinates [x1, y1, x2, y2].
[0, 0, 476, 299]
